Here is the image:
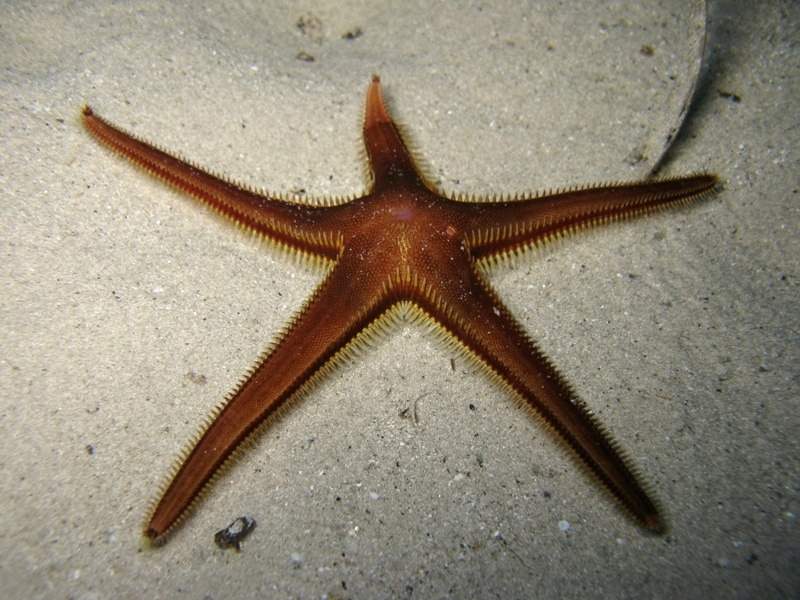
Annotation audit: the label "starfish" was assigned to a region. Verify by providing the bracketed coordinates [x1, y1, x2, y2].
[82, 76, 716, 544]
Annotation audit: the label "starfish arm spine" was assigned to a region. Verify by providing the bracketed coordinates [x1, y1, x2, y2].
[144, 257, 394, 542]
[82, 106, 340, 260]
[424, 268, 662, 530]
[465, 174, 717, 261]
[363, 76, 430, 192]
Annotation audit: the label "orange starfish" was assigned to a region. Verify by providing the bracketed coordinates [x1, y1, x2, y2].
[83, 76, 716, 544]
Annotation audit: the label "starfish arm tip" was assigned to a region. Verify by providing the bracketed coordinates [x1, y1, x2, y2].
[138, 528, 167, 550]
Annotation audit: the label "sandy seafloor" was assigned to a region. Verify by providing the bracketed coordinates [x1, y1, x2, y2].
[1, 1, 797, 598]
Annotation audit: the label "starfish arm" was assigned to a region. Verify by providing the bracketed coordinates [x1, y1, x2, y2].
[363, 76, 430, 191]
[462, 174, 717, 262]
[420, 266, 662, 530]
[82, 106, 340, 261]
[145, 252, 395, 542]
